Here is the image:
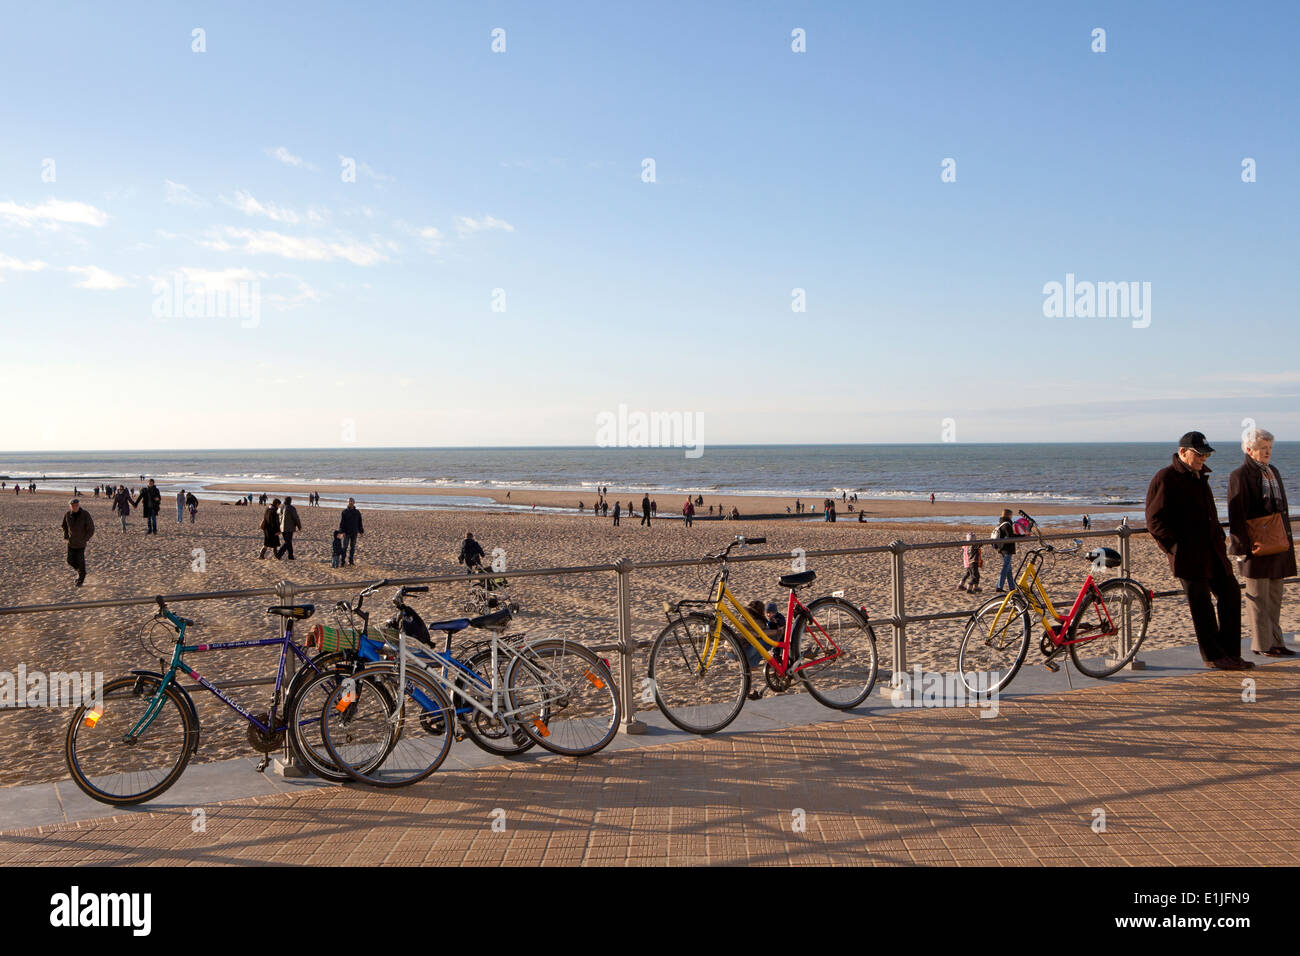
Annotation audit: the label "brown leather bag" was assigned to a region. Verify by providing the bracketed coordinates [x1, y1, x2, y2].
[1246, 512, 1290, 556]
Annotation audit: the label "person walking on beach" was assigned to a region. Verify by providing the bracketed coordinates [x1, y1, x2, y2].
[930, 492, 935, 505]
[641, 494, 652, 527]
[339, 497, 364, 566]
[176, 489, 185, 524]
[62, 498, 94, 587]
[994, 509, 1017, 591]
[259, 498, 282, 559]
[186, 491, 198, 523]
[612, 501, 621, 526]
[331, 530, 345, 568]
[959, 532, 982, 593]
[132, 478, 162, 535]
[110, 485, 131, 530]
[683, 498, 694, 527]
[459, 531, 485, 572]
[1228, 427, 1296, 658]
[1146, 431, 1250, 671]
[276, 496, 302, 560]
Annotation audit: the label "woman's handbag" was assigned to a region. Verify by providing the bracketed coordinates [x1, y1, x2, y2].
[1246, 512, 1290, 556]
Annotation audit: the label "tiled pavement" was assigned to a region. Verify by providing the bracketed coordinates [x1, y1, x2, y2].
[2, 661, 1298, 865]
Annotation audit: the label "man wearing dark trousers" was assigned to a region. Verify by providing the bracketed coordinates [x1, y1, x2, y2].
[339, 497, 364, 565]
[1145, 431, 1252, 671]
[62, 498, 94, 587]
[641, 494, 652, 527]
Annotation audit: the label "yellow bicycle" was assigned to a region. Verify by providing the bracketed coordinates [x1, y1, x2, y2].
[647, 536, 878, 734]
[958, 513, 1152, 695]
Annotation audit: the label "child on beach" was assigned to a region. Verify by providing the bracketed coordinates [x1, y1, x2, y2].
[331, 530, 345, 568]
[959, 532, 982, 593]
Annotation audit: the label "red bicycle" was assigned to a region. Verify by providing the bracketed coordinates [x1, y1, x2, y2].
[958, 512, 1153, 694]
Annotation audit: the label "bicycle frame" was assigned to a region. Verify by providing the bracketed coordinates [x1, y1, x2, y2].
[989, 550, 1113, 648]
[127, 608, 318, 742]
[703, 564, 842, 677]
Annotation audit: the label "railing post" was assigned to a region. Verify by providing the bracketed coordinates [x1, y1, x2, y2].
[273, 579, 309, 776]
[1113, 519, 1146, 670]
[886, 540, 908, 699]
[615, 559, 647, 734]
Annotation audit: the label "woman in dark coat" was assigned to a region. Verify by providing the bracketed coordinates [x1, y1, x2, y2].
[259, 499, 282, 560]
[1228, 428, 1296, 656]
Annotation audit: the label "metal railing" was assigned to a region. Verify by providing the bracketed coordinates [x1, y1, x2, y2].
[1, 517, 1296, 730]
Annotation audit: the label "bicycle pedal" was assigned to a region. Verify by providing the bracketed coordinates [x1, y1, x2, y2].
[1043, 660, 1060, 673]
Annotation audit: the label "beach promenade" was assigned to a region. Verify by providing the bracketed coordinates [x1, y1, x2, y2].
[4, 648, 1298, 867]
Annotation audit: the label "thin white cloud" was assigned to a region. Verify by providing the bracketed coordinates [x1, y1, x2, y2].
[267, 274, 322, 310]
[68, 265, 131, 290]
[0, 253, 49, 279]
[226, 190, 301, 224]
[266, 146, 316, 170]
[0, 199, 109, 229]
[201, 226, 388, 266]
[164, 180, 205, 207]
[359, 161, 394, 183]
[455, 215, 515, 237]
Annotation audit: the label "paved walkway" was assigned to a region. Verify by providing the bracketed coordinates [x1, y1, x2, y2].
[3, 658, 1298, 865]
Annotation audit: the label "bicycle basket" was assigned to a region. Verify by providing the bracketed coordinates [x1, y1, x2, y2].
[308, 623, 364, 653]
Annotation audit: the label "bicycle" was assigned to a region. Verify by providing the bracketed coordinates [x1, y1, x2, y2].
[290, 580, 535, 764]
[957, 511, 1154, 695]
[647, 535, 879, 735]
[64, 597, 392, 806]
[317, 587, 621, 787]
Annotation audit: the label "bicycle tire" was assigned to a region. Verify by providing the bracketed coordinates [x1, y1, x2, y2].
[958, 592, 1032, 696]
[646, 613, 750, 734]
[504, 640, 620, 756]
[65, 674, 197, 806]
[286, 660, 400, 782]
[792, 597, 878, 709]
[459, 648, 535, 757]
[321, 662, 455, 788]
[1068, 579, 1151, 678]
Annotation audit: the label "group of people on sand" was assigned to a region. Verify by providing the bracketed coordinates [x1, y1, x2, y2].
[955, 429, 1295, 671]
[258, 495, 364, 565]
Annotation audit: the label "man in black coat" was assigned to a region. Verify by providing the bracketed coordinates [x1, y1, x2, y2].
[458, 531, 485, 572]
[641, 494, 652, 527]
[132, 478, 162, 535]
[339, 498, 364, 566]
[1145, 431, 1251, 670]
[62, 498, 94, 586]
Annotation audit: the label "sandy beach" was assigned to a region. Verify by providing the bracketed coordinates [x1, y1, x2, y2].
[203, 482, 1104, 520]
[0, 492, 1288, 788]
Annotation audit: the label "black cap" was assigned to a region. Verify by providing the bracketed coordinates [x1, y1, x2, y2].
[1178, 431, 1215, 454]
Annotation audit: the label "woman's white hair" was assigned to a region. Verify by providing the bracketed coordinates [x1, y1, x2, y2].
[1244, 427, 1275, 452]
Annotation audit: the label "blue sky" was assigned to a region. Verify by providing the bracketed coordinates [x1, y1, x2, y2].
[1, 1, 1296, 450]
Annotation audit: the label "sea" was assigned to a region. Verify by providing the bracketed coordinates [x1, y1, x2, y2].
[0, 444, 1293, 524]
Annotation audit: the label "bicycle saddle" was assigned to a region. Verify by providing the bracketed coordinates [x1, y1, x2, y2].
[266, 604, 315, 620]
[470, 609, 512, 630]
[1086, 547, 1121, 568]
[778, 570, 816, 589]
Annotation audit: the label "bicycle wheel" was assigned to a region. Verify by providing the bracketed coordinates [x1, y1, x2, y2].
[647, 613, 750, 734]
[321, 663, 455, 787]
[458, 648, 535, 757]
[504, 640, 620, 756]
[65, 674, 196, 806]
[792, 597, 878, 709]
[1068, 579, 1151, 678]
[286, 661, 399, 782]
[958, 593, 1032, 695]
